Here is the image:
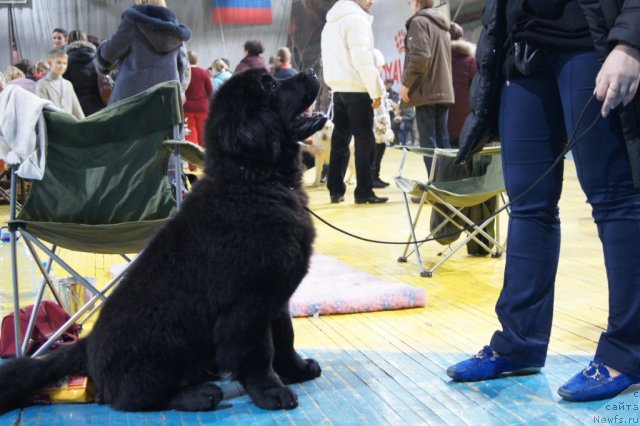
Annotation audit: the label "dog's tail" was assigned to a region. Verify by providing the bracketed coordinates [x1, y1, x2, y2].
[0, 338, 88, 413]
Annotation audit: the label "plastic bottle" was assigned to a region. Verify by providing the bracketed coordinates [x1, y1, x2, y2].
[0, 227, 40, 318]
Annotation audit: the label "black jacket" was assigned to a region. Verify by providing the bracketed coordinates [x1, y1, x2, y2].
[455, 0, 506, 164]
[457, 0, 640, 188]
[64, 41, 105, 116]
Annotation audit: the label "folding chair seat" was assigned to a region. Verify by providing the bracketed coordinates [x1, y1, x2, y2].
[394, 146, 506, 277]
[1, 81, 204, 357]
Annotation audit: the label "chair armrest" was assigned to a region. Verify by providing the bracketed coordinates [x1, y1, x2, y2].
[162, 140, 205, 168]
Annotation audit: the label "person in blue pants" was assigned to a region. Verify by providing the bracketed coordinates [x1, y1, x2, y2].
[446, 0, 640, 402]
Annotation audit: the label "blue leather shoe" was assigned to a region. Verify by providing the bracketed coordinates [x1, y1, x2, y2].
[558, 361, 640, 402]
[446, 346, 541, 382]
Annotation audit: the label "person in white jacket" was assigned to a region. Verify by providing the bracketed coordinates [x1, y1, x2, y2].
[321, 0, 387, 204]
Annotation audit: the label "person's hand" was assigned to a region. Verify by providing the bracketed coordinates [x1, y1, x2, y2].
[595, 43, 640, 117]
[400, 85, 410, 103]
[371, 97, 381, 109]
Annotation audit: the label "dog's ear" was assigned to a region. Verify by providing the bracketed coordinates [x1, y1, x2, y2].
[221, 108, 282, 165]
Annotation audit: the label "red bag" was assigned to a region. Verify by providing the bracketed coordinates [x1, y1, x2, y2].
[0, 301, 80, 358]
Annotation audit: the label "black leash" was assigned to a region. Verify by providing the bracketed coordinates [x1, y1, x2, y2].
[305, 94, 601, 245]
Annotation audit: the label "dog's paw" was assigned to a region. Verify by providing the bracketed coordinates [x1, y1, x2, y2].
[301, 358, 322, 380]
[251, 385, 298, 410]
[280, 358, 322, 384]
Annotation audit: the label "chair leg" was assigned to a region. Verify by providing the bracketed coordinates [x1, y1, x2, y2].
[431, 197, 506, 253]
[399, 192, 428, 277]
[21, 231, 103, 300]
[421, 195, 507, 276]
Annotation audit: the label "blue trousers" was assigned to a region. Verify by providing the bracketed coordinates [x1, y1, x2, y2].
[415, 104, 450, 171]
[490, 49, 640, 376]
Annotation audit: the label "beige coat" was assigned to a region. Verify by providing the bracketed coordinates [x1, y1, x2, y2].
[36, 73, 85, 120]
[401, 8, 454, 108]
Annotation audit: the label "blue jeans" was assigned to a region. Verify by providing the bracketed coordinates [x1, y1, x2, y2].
[490, 49, 640, 376]
[415, 104, 450, 171]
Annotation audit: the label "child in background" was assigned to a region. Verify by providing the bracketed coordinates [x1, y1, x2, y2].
[33, 61, 49, 80]
[211, 58, 232, 91]
[398, 107, 417, 146]
[3, 65, 36, 93]
[36, 49, 84, 119]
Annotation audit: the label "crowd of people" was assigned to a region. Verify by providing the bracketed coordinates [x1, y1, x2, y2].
[0, 3, 312, 151]
[1, 0, 478, 197]
[1, 0, 478, 202]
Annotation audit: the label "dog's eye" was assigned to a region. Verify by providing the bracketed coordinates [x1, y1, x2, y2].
[271, 82, 277, 89]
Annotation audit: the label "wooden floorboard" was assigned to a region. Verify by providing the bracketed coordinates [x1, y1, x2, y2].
[1, 148, 637, 425]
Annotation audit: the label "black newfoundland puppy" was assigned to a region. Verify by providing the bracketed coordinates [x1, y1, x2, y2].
[0, 68, 327, 413]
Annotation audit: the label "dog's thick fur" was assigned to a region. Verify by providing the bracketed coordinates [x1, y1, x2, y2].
[0, 69, 327, 413]
[310, 120, 355, 187]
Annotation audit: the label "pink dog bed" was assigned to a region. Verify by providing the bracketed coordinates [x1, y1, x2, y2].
[289, 254, 427, 317]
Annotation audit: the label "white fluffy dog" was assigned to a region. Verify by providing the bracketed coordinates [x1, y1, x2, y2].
[309, 120, 355, 187]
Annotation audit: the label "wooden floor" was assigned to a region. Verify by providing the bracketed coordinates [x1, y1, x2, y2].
[1, 148, 636, 425]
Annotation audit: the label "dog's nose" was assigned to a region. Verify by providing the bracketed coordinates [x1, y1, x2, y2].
[305, 68, 316, 77]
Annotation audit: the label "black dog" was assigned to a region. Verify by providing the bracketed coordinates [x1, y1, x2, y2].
[0, 68, 327, 413]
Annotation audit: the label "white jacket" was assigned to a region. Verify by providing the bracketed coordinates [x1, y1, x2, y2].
[0, 85, 54, 180]
[321, 0, 385, 100]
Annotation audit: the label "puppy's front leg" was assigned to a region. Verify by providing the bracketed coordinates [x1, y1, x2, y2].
[216, 313, 298, 410]
[271, 306, 321, 384]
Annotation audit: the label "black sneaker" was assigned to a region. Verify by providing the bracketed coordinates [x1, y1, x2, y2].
[330, 195, 345, 204]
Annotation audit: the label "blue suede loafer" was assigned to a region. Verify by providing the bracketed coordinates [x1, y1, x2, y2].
[558, 361, 640, 402]
[446, 346, 541, 382]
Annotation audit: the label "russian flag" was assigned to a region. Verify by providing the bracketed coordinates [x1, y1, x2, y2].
[211, 0, 273, 25]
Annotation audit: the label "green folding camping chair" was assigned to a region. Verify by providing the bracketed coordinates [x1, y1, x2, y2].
[394, 145, 507, 277]
[3, 81, 204, 357]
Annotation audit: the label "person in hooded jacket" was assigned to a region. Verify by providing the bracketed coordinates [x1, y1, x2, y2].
[64, 29, 105, 116]
[400, 0, 454, 172]
[446, 0, 640, 403]
[95, 0, 191, 105]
